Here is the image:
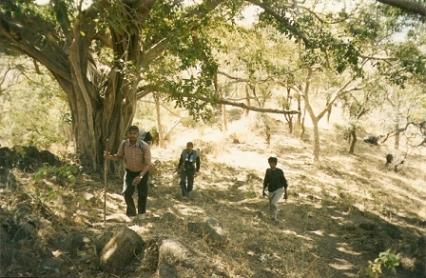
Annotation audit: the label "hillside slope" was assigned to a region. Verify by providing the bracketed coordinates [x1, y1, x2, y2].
[1, 128, 425, 278]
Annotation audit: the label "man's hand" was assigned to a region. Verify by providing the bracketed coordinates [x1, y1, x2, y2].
[132, 175, 143, 186]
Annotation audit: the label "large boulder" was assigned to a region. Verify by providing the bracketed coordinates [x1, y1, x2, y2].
[0, 146, 60, 172]
[98, 225, 144, 273]
[187, 217, 229, 247]
[0, 167, 16, 190]
[0, 147, 17, 168]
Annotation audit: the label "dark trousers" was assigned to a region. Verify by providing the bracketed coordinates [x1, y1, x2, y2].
[122, 169, 149, 216]
[180, 170, 195, 196]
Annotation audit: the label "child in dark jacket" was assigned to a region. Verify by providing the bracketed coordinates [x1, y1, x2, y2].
[263, 156, 288, 221]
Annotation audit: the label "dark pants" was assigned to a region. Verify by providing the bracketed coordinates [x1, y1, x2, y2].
[180, 169, 195, 196]
[122, 169, 149, 216]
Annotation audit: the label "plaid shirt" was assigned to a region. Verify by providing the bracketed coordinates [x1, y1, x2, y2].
[117, 139, 151, 173]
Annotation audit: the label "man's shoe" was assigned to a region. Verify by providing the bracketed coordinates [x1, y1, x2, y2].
[134, 214, 146, 221]
[135, 213, 145, 220]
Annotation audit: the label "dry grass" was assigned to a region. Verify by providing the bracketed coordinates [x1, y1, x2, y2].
[2, 117, 425, 278]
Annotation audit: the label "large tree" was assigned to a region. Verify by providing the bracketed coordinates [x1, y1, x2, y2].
[0, 0, 231, 171]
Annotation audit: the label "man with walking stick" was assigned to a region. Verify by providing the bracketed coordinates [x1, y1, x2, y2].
[104, 126, 152, 219]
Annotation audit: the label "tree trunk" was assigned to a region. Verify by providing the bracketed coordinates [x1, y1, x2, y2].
[312, 118, 320, 162]
[394, 99, 401, 150]
[58, 77, 136, 173]
[300, 106, 306, 139]
[64, 22, 141, 173]
[213, 71, 227, 131]
[348, 125, 357, 154]
[260, 113, 271, 145]
[297, 94, 302, 126]
[265, 124, 271, 145]
[154, 93, 164, 147]
[301, 68, 320, 162]
[288, 118, 293, 134]
[221, 103, 227, 131]
[245, 84, 251, 116]
[327, 105, 332, 123]
[283, 88, 294, 134]
[394, 123, 400, 150]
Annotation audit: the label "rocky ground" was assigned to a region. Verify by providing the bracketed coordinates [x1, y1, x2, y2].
[0, 131, 425, 277]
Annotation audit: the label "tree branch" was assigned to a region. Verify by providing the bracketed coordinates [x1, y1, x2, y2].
[246, 0, 311, 46]
[0, 15, 71, 83]
[218, 71, 275, 84]
[136, 83, 299, 115]
[141, 0, 223, 66]
[376, 0, 426, 17]
[317, 79, 361, 120]
[200, 96, 300, 115]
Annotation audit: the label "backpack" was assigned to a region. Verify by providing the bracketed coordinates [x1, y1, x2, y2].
[138, 138, 146, 151]
[140, 131, 153, 144]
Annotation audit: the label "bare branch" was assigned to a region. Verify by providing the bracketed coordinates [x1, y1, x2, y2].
[218, 71, 276, 84]
[317, 78, 360, 120]
[202, 96, 300, 115]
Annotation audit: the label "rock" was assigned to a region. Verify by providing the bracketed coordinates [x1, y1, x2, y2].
[0, 147, 17, 168]
[15, 250, 39, 270]
[0, 243, 13, 271]
[95, 229, 114, 255]
[37, 218, 56, 244]
[0, 223, 10, 242]
[382, 223, 402, 239]
[0, 146, 60, 172]
[98, 225, 144, 273]
[82, 192, 95, 202]
[140, 239, 159, 272]
[162, 212, 178, 223]
[187, 217, 228, 247]
[40, 257, 63, 274]
[13, 222, 37, 241]
[363, 135, 381, 145]
[60, 232, 85, 257]
[413, 237, 426, 275]
[359, 222, 377, 231]
[159, 262, 178, 278]
[341, 223, 357, 232]
[0, 167, 16, 190]
[158, 239, 196, 278]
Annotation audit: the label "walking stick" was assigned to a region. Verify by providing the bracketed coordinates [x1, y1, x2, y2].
[103, 139, 109, 226]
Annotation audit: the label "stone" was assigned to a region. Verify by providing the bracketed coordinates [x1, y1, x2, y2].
[98, 225, 144, 273]
[187, 217, 228, 247]
[158, 239, 194, 278]
[359, 222, 377, 231]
